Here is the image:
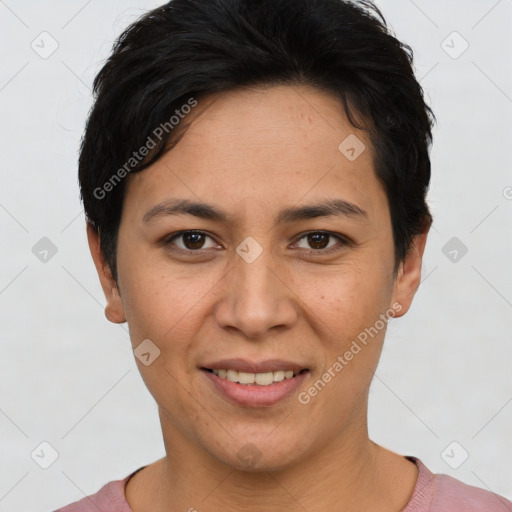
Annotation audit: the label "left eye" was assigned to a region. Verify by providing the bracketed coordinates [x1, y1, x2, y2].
[294, 232, 347, 252]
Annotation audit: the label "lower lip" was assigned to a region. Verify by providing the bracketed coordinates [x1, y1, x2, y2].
[202, 369, 309, 407]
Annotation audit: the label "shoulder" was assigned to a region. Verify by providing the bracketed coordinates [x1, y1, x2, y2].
[407, 456, 512, 512]
[434, 471, 512, 511]
[53, 467, 145, 512]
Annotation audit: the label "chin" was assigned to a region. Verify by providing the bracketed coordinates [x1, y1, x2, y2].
[207, 431, 309, 473]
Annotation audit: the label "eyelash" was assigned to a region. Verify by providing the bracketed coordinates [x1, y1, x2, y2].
[163, 230, 352, 256]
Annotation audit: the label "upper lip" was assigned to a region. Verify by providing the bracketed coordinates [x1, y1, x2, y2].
[201, 358, 309, 374]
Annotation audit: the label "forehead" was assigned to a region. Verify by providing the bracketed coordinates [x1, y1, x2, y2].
[123, 84, 386, 223]
[171, 84, 368, 162]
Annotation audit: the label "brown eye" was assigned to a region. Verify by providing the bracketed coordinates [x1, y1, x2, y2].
[306, 233, 330, 250]
[294, 231, 350, 254]
[166, 231, 218, 252]
[182, 232, 206, 250]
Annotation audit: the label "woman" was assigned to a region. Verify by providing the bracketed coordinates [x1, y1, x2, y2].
[55, 0, 512, 510]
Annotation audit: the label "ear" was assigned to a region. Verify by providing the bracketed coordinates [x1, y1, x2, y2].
[390, 228, 429, 318]
[86, 222, 126, 324]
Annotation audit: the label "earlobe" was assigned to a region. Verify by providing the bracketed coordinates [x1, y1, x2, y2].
[390, 229, 429, 318]
[86, 222, 127, 324]
[104, 286, 126, 324]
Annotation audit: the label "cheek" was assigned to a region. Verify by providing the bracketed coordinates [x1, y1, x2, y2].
[307, 262, 393, 337]
[117, 240, 211, 342]
[119, 267, 208, 413]
[305, 276, 391, 407]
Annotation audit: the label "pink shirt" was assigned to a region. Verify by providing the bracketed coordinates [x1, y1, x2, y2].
[54, 456, 512, 511]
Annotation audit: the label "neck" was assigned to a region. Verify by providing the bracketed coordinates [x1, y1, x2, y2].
[156, 444, 377, 510]
[131, 413, 413, 512]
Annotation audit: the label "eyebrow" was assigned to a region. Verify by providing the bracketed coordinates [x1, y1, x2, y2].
[142, 198, 368, 224]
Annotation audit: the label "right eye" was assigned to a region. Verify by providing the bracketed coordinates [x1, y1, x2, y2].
[164, 230, 220, 254]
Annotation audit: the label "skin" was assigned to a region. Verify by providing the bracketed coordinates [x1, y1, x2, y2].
[87, 84, 429, 511]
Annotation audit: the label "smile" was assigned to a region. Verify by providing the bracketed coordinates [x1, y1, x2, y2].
[201, 365, 310, 407]
[205, 368, 305, 386]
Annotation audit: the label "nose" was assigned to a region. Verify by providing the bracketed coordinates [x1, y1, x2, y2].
[213, 239, 299, 340]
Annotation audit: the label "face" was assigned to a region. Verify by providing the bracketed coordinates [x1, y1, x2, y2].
[89, 85, 426, 472]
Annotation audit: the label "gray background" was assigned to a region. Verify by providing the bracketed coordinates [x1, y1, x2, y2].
[1, 0, 511, 510]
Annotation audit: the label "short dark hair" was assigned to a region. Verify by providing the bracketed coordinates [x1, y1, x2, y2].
[79, 0, 435, 282]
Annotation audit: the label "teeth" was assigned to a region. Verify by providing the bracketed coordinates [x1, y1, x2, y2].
[226, 369, 238, 382]
[273, 370, 285, 382]
[238, 371, 255, 384]
[211, 369, 299, 385]
[255, 372, 274, 385]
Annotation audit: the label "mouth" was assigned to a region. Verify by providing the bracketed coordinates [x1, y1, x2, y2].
[202, 368, 308, 386]
[200, 360, 310, 407]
